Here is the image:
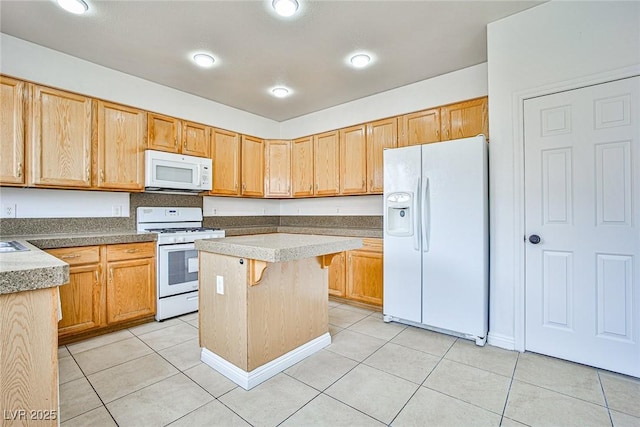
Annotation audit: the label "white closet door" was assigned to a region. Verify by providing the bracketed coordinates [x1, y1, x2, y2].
[524, 76, 640, 377]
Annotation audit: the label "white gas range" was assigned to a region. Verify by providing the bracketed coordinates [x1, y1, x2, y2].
[137, 207, 225, 320]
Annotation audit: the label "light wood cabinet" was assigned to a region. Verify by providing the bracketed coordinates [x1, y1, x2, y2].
[0, 76, 26, 185]
[441, 97, 488, 141]
[241, 135, 264, 197]
[313, 131, 340, 196]
[291, 136, 314, 197]
[346, 238, 383, 306]
[182, 121, 210, 157]
[328, 252, 346, 298]
[339, 125, 367, 195]
[46, 246, 103, 339]
[30, 85, 92, 188]
[147, 112, 180, 153]
[398, 108, 440, 147]
[265, 140, 291, 198]
[211, 128, 241, 196]
[48, 242, 156, 343]
[95, 101, 146, 191]
[367, 117, 397, 193]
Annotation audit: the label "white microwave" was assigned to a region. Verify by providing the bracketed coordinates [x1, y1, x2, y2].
[144, 150, 212, 193]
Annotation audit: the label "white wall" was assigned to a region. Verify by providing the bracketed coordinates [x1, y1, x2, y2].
[203, 195, 382, 216]
[0, 187, 129, 218]
[280, 63, 488, 138]
[0, 34, 280, 138]
[487, 1, 640, 349]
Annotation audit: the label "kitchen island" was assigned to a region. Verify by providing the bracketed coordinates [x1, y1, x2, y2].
[195, 233, 362, 390]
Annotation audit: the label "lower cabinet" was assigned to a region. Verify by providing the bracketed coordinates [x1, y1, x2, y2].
[47, 242, 156, 343]
[328, 238, 383, 307]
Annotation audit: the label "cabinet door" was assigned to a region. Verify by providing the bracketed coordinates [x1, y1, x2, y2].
[147, 112, 179, 153]
[367, 117, 397, 193]
[182, 121, 210, 157]
[241, 135, 264, 197]
[328, 252, 346, 298]
[346, 239, 383, 306]
[339, 125, 367, 195]
[398, 108, 440, 147]
[95, 101, 145, 191]
[0, 76, 25, 185]
[313, 131, 340, 196]
[57, 264, 103, 338]
[265, 139, 291, 198]
[30, 85, 92, 187]
[106, 257, 156, 324]
[211, 128, 241, 196]
[440, 97, 488, 141]
[291, 136, 314, 197]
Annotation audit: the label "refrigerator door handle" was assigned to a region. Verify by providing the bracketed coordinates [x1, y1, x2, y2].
[422, 177, 430, 252]
[413, 177, 420, 251]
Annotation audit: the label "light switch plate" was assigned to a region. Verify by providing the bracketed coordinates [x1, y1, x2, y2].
[216, 275, 224, 295]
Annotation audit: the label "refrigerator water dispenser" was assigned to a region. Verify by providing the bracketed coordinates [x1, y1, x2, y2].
[386, 192, 413, 236]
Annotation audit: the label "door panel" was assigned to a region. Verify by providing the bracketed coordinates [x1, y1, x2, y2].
[524, 76, 640, 377]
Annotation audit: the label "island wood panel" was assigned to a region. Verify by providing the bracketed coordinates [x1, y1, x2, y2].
[95, 100, 145, 191]
[0, 76, 25, 185]
[246, 257, 328, 370]
[30, 85, 92, 188]
[291, 136, 314, 197]
[182, 121, 210, 158]
[339, 124, 367, 195]
[440, 97, 488, 141]
[211, 128, 241, 196]
[199, 252, 248, 369]
[0, 287, 58, 426]
[398, 108, 440, 147]
[147, 112, 179, 153]
[313, 130, 340, 196]
[264, 139, 291, 198]
[367, 117, 397, 193]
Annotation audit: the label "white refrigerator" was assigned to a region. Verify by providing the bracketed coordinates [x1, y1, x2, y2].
[383, 135, 489, 345]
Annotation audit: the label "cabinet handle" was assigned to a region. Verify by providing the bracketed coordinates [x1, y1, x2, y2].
[436, 129, 440, 139]
[109, 268, 113, 282]
[95, 270, 99, 285]
[17, 162, 22, 178]
[100, 169, 105, 182]
[309, 184, 312, 192]
[125, 248, 138, 254]
[183, 140, 187, 149]
[174, 137, 178, 148]
[362, 179, 365, 188]
[60, 254, 80, 259]
[242, 183, 246, 191]
[370, 180, 373, 189]
[85, 166, 90, 181]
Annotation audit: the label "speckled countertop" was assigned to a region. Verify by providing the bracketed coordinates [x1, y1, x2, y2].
[195, 233, 363, 263]
[223, 226, 382, 239]
[3, 231, 157, 249]
[0, 240, 69, 295]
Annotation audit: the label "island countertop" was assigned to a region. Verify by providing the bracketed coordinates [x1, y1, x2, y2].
[195, 233, 363, 263]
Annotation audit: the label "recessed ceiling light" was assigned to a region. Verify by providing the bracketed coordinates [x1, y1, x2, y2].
[350, 54, 371, 68]
[272, 0, 299, 17]
[193, 53, 215, 68]
[271, 87, 290, 98]
[57, 0, 88, 14]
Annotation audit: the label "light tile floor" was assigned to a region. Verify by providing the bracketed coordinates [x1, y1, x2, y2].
[59, 302, 640, 426]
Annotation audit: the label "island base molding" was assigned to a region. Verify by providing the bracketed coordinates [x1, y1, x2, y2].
[201, 332, 331, 390]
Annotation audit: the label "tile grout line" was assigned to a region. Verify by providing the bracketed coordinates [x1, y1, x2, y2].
[596, 370, 615, 427]
[498, 349, 520, 426]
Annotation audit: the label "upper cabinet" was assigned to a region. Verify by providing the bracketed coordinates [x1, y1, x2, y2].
[0, 76, 25, 186]
[241, 135, 264, 197]
[339, 125, 367, 195]
[210, 128, 241, 196]
[367, 117, 397, 193]
[313, 131, 340, 196]
[265, 140, 291, 198]
[291, 136, 314, 198]
[30, 85, 92, 188]
[398, 108, 440, 147]
[182, 121, 210, 157]
[440, 97, 488, 141]
[95, 101, 146, 191]
[147, 113, 210, 157]
[147, 112, 179, 153]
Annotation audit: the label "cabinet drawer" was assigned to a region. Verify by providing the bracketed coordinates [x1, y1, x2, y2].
[47, 246, 100, 265]
[106, 242, 155, 261]
[360, 238, 383, 252]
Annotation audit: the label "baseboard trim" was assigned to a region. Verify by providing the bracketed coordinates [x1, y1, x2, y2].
[201, 332, 331, 390]
[487, 332, 516, 350]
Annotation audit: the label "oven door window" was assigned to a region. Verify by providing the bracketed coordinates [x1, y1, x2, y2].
[168, 248, 198, 285]
[158, 243, 199, 298]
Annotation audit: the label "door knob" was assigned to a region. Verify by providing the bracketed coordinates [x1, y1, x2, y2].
[528, 235, 541, 244]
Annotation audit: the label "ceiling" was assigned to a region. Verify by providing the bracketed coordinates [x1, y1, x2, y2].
[0, 0, 542, 121]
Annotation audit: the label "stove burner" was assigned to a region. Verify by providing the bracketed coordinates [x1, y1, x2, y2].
[146, 227, 220, 233]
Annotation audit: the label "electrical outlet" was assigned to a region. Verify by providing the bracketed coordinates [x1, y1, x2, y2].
[216, 275, 224, 295]
[1, 203, 17, 218]
[112, 205, 122, 217]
